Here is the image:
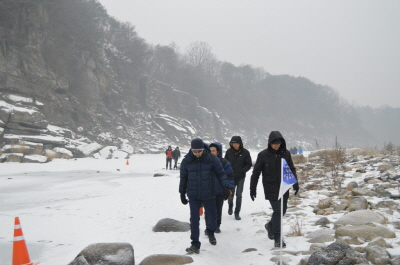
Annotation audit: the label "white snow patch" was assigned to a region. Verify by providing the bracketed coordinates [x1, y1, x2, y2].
[77, 143, 103, 156]
[0, 100, 39, 114]
[7, 94, 44, 106]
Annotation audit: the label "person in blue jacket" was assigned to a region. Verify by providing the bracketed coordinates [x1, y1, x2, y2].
[203, 142, 235, 234]
[179, 138, 232, 254]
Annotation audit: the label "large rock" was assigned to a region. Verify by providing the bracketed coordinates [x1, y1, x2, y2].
[347, 197, 368, 211]
[68, 242, 135, 265]
[139, 254, 193, 265]
[346, 181, 358, 191]
[153, 218, 190, 232]
[306, 229, 335, 243]
[318, 198, 335, 210]
[378, 164, 394, 172]
[307, 242, 369, 265]
[365, 245, 391, 265]
[335, 224, 396, 241]
[351, 188, 369, 196]
[335, 210, 385, 226]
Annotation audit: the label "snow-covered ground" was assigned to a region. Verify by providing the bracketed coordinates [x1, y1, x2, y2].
[0, 152, 398, 264]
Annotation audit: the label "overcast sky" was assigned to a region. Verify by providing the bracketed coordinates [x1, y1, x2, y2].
[99, 0, 400, 108]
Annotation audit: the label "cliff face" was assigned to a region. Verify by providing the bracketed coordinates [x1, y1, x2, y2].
[0, 0, 226, 152]
[1, 1, 397, 156]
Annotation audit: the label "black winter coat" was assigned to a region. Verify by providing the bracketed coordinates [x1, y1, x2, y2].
[250, 131, 298, 201]
[172, 149, 181, 160]
[224, 136, 252, 182]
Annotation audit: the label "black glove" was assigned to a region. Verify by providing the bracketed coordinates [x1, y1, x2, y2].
[293, 183, 299, 195]
[250, 190, 256, 201]
[180, 194, 188, 205]
[223, 189, 231, 200]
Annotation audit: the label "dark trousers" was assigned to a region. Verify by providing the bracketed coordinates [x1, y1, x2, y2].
[228, 178, 245, 214]
[268, 192, 289, 242]
[204, 195, 224, 227]
[189, 198, 217, 249]
[166, 158, 172, 169]
[173, 159, 178, 169]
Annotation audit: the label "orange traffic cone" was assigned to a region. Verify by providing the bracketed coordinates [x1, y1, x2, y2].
[12, 217, 39, 265]
[126, 159, 129, 165]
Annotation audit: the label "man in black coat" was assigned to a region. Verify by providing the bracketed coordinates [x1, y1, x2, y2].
[224, 136, 252, 220]
[250, 131, 299, 248]
[172, 147, 181, 169]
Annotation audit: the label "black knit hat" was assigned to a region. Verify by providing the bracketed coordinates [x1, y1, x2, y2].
[191, 138, 204, 150]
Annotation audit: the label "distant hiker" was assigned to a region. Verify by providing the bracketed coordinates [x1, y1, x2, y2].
[179, 138, 232, 254]
[298, 147, 303, 155]
[172, 147, 181, 170]
[293, 146, 298, 155]
[166, 146, 173, 169]
[224, 136, 252, 220]
[250, 131, 299, 248]
[204, 142, 234, 233]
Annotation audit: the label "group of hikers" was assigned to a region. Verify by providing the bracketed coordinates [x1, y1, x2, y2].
[289, 146, 303, 155]
[165, 146, 181, 170]
[175, 131, 300, 254]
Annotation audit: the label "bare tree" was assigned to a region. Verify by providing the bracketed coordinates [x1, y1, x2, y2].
[184, 41, 219, 76]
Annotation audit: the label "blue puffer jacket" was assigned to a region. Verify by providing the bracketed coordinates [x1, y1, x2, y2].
[209, 142, 235, 195]
[179, 143, 230, 200]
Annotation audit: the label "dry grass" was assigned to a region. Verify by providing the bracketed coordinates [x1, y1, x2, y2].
[45, 150, 58, 161]
[287, 215, 304, 237]
[10, 140, 30, 155]
[304, 180, 324, 191]
[289, 197, 301, 206]
[292, 154, 307, 164]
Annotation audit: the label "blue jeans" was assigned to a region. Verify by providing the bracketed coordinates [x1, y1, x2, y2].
[189, 198, 217, 248]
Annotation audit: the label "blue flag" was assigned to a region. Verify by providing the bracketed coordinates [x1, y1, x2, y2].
[278, 158, 297, 200]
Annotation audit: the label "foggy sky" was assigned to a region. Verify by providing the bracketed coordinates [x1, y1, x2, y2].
[99, 0, 400, 108]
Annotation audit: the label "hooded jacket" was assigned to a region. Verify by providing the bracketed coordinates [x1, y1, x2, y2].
[250, 131, 298, 201]
[224, 136, 252, 181]
[209, 142, 235, 195]
[179, 143, 230, 200]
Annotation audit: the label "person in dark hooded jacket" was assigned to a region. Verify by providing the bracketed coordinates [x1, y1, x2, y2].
[203, 142, 235, 233]
[179, 138, 232, 254]
[172, 147, 181, 169]
[224, 136, 252, 220]
[250, 131, 299, 248]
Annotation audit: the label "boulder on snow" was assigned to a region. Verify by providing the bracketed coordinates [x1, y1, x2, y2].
[153, 218, 190, 232]
[377, 164, 394, 173]
[306, 229, 335, 243]
[139, 254, 193, 265]
[335, 224, 396, 241]
[346, 182, 358, 191]
[307, 242, 369, 265]
[347, 197, 368, 211]
[365, 245, 391, 265]
[334, 210, 385, 226]
[68, 242, 135, 265]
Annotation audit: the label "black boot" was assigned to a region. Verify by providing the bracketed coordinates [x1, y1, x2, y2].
[186, 245, 200, 254]
[228, 205, 233, 215]
[265, 222, 274, 240]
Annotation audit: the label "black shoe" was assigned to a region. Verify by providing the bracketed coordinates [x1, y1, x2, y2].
[215, 227, 221, 233]
[204, 229, 208, 236]
[235, 213, 241, 220]
[209, 235, 217, 245]
[228, 206, 233, 215]
[274, 241, 286, 248]
[186, 245, 200, 254]
[265, 223, 274, 240]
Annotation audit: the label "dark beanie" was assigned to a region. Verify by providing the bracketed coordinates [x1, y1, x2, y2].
[191, 138, 204, 149]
